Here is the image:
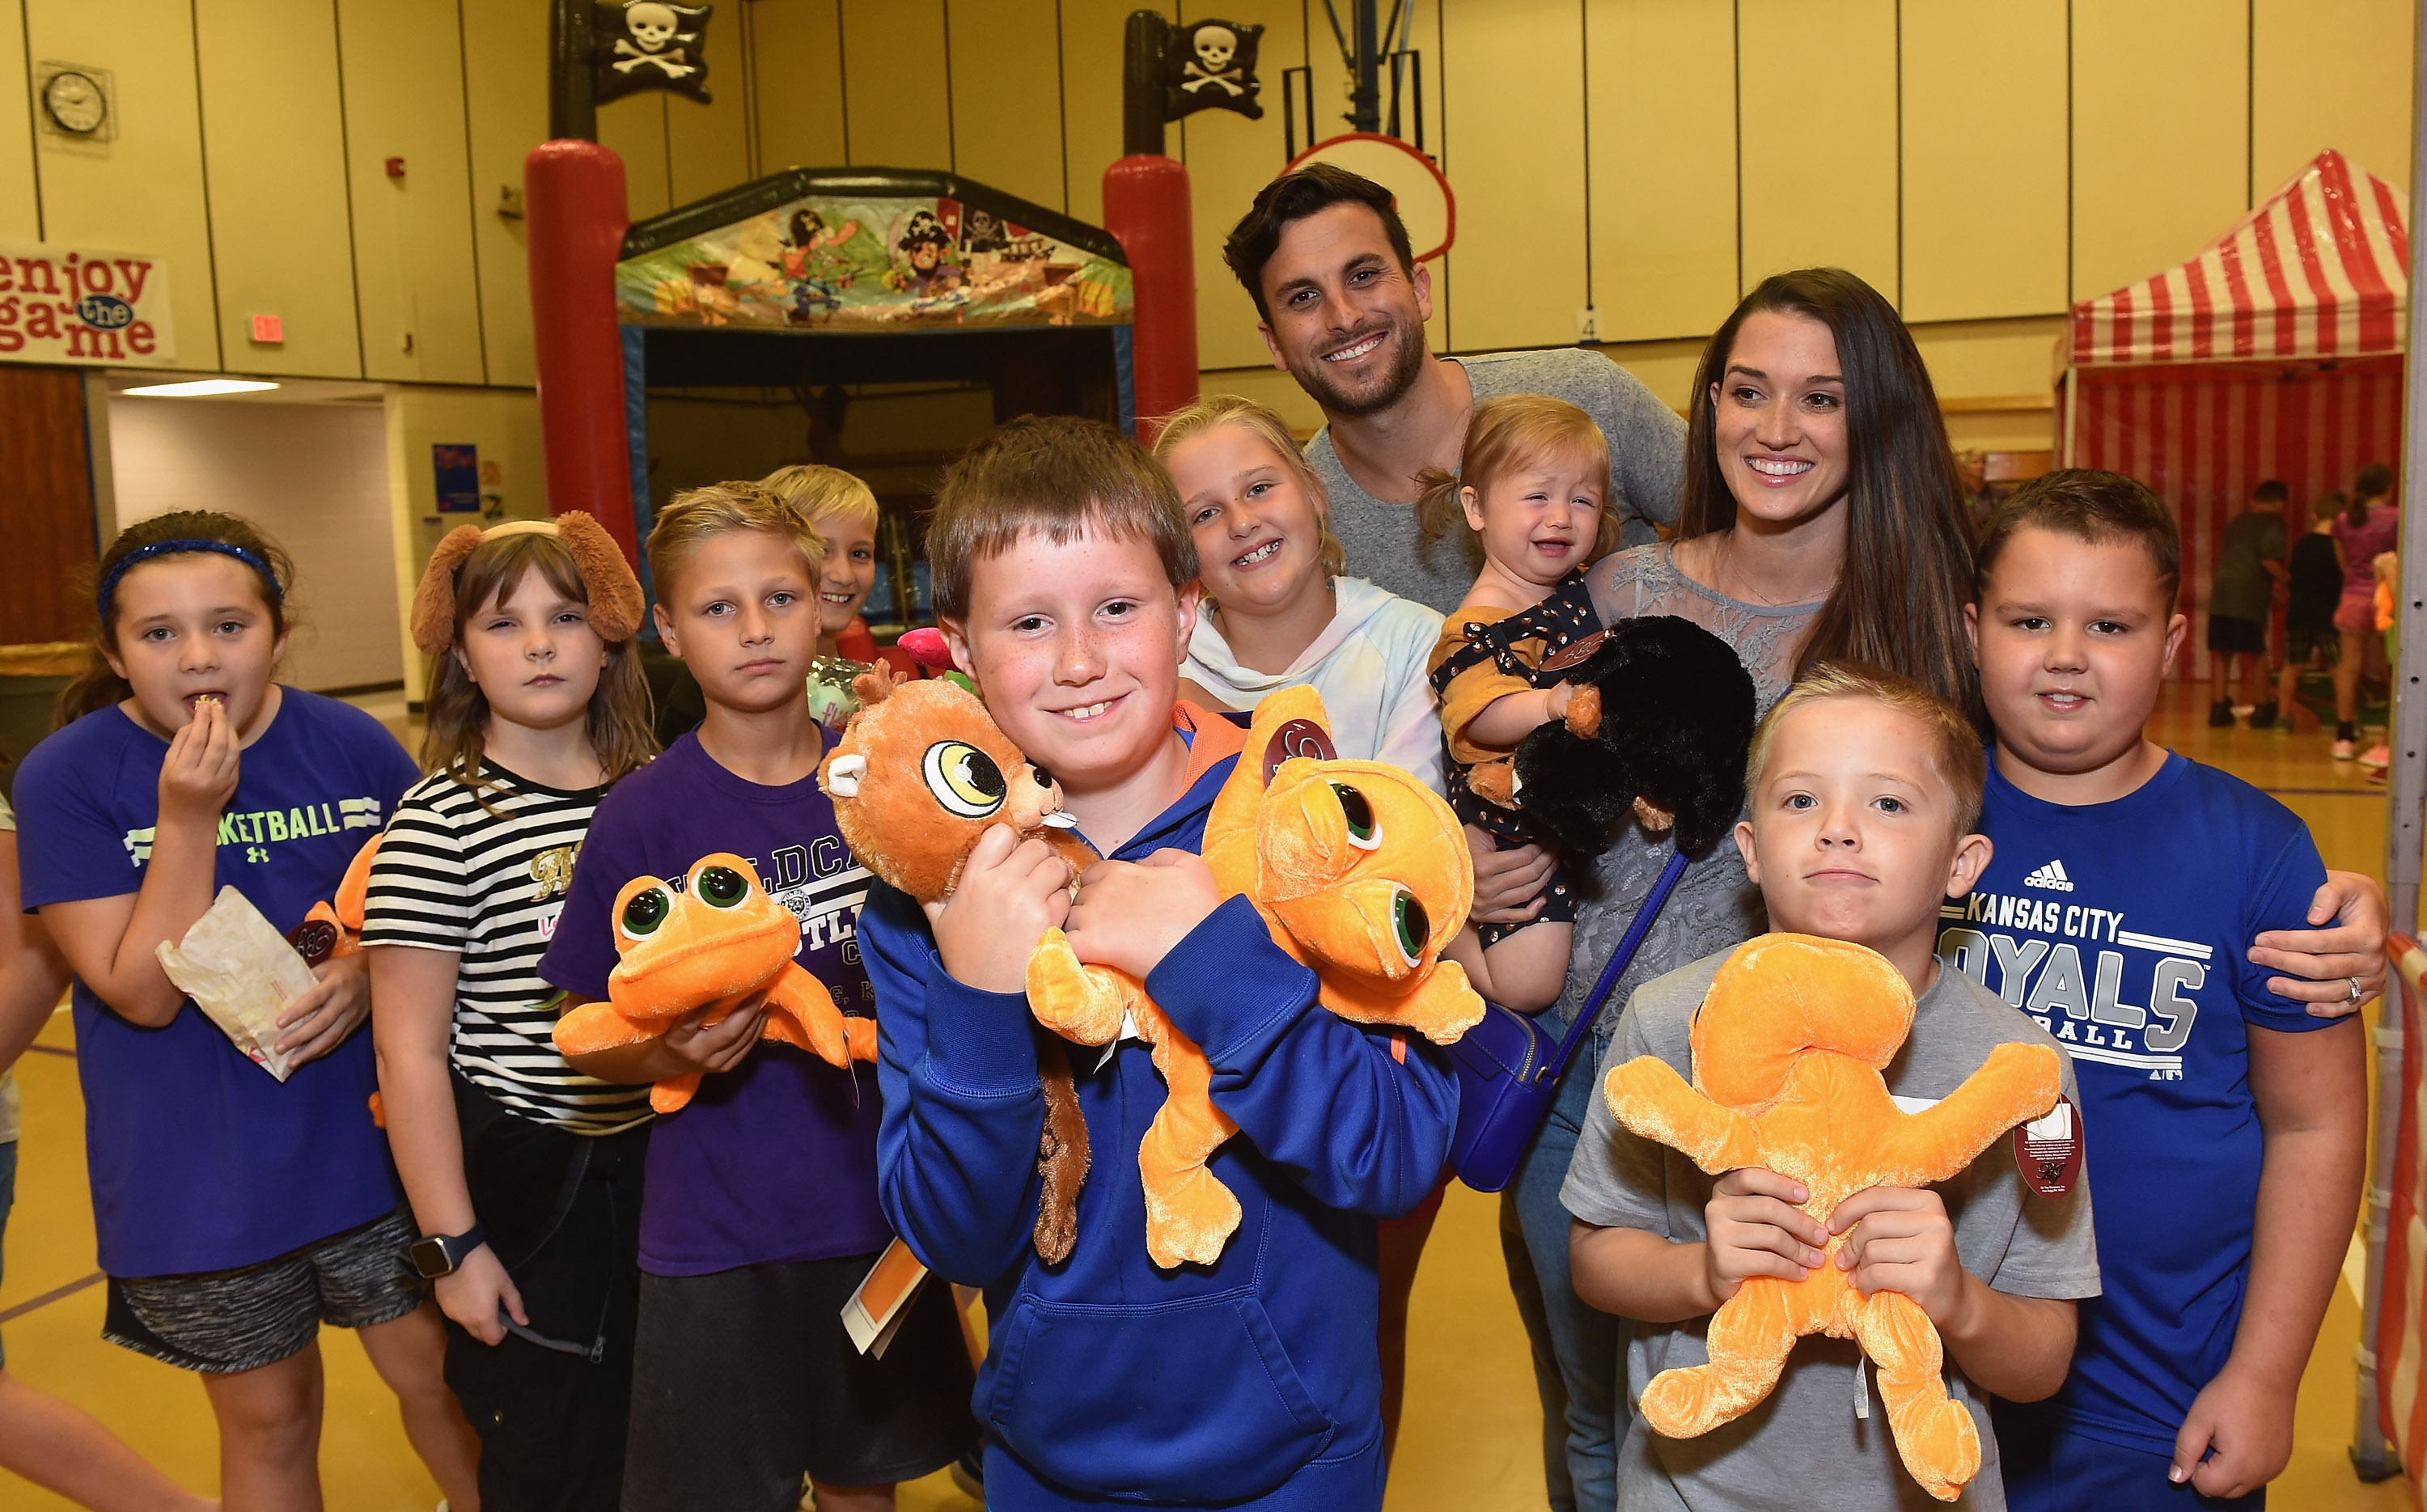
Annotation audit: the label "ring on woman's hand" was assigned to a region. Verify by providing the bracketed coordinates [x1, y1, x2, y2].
[2349, 975, 2366, 1002]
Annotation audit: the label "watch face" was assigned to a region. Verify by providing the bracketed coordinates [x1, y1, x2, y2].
[44, 72, 105, 135]
[408, 1235, 454, 1280]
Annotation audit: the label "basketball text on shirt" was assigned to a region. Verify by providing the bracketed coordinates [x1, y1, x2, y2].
[121, 794, 383, 866]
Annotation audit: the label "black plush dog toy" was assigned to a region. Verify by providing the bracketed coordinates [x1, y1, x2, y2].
[1506, 615, 1757, 862]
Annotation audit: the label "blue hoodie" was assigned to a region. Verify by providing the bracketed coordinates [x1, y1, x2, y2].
[866, 720, 1459, 1510]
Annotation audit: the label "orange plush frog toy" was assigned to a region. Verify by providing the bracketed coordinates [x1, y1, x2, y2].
[550, 853, 872, 1114]
[1601, 933, 2061, 1501]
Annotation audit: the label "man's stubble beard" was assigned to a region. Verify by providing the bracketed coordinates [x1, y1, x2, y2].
[1287, 315, 1428, 421]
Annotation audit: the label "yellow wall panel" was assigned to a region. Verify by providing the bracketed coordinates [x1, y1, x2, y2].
[2072, 0, 2247, 301]
[196, 0, 361, 378]
[947, 0, 1064, 211]
[0, 0, 38, 240]
[26, 0, 220, 369]
[841, 0, 951, 169]
[1902, 0, 2067, 321]
[1586, 0, 1735, 341]
[1737, 0, 1898, 300]
[1178, 0, 1303, 372]
[2252, 0, 2413, 199]
[753, 0, 847, 168]
[461, 0, 549, 388]
[1060, 0, 1163, 227]
[337, 0, 485, 385]
[1439, 0, 1585, 352]
[600, 94, 674, 219]
[667, 56, 753, 205]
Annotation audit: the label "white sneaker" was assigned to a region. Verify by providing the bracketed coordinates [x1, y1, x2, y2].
[2333, 738, 2358, 760]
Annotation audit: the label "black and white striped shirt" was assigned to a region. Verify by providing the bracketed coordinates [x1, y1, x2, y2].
[362, 764, 653, 1133]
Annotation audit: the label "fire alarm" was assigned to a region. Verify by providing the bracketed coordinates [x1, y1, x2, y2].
[250, 314, 283, 344]
[384, 157, 405, 180]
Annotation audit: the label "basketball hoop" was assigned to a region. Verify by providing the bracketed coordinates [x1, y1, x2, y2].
[1282, 133, 1455, 262]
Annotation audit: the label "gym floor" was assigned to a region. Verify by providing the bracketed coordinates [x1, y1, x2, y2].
[0, 684, 2410, 1510]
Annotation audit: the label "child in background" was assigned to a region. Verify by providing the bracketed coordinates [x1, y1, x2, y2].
[13, 513, 479, 1510]
[2362, 550, 2400, 773]
[2329, 464, 2401, 758]
[865, 416, 1458, 1511]
[1566, 662, 2098, 1509]
[1423, 395, 1623, 1012]
[1961, 472, 2364, 1507]
[364, 517, 659, 1512]
[540, 484, 974, 1512]
[762, 464, 885, 664]
[0, 791, 214, 1511]
[1157, 394, 1445, 793]
[1154, 392, 1448, 1463]
[2271, 491, 2346, 734]
[2205, 479, 2287, 728]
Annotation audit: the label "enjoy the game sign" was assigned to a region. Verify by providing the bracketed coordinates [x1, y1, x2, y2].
[0, 240, 174, 364]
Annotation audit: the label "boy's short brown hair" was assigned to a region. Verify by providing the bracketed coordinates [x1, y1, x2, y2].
[1975, 468, 2181, 606]
[1748, 660, 1988, 835]
[928, 416, 1196, 622]
[647, 481, 826, 604]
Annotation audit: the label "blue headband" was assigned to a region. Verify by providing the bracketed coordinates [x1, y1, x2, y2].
[98, 540, 284, 619]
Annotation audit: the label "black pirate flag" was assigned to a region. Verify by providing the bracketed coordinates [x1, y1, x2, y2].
[593, 1, 712, 104]
[1165, 18, 1261, 121]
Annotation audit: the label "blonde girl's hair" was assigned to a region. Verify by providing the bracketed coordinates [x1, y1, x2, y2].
[760, 464, 879, 532]
[646, 481, 828, 604]
[1413, 394, 1618, 567]
[58, 510, 295, 727]
[1746, 659, 1988, 835]
[1151, 394, 1347, 580]
[421, 530, 657, 791]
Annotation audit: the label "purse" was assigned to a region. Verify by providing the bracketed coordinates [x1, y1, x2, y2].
[1446, 849, 1688, 1192]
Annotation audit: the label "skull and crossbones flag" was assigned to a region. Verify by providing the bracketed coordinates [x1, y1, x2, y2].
[1165, 18, 1261, 121]
[593, 0, 712, 104]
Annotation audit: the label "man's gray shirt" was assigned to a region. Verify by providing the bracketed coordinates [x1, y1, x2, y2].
[1303, 348, 1689, 613]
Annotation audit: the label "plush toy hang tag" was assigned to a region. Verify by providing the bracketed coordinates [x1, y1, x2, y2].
[1539, 628, 1612, 673]
[2013, 1095, 2083, 1197]
[1263, 718, 1335, 782]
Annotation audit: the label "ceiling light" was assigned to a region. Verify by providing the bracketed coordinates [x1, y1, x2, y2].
[119, 379, 281, 397]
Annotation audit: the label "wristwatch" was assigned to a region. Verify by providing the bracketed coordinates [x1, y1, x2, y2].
[408, 1223, 487, 1280]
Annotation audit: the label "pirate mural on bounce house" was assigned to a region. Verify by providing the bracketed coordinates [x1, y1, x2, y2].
[883, 205, 964, 306]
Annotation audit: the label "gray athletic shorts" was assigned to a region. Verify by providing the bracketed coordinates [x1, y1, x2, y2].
[104, 1207, 426, 1374]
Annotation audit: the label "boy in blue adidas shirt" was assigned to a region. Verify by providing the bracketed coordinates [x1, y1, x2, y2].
[861, 417, 1459, 1510]
[1954, 470, 2366, 1508]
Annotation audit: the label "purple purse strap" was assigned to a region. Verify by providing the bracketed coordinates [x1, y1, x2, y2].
[1541, 848, 1690, 1085]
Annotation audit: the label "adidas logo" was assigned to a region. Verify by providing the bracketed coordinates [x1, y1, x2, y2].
[2023, 859, 2075, 892]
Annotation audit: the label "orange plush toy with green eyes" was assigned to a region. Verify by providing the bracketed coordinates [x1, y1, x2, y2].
[549, 853, 873, 1113]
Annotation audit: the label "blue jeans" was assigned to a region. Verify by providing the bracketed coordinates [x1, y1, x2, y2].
[1498, 1027, 1624, 1512]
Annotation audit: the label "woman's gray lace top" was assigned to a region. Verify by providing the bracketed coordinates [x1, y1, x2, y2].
[1560, 542, 1820, 1043]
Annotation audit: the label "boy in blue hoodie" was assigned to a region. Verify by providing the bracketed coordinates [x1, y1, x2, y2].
[862, 416, 1459, 1510]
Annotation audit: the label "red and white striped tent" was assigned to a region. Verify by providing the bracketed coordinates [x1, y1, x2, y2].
[2058, 149, 2411, 678]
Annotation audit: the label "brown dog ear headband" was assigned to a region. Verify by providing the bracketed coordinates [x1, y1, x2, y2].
[409, 512, 646, 656]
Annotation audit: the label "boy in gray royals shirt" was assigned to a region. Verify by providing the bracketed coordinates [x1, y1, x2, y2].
[1565, 663, 2099, 1510]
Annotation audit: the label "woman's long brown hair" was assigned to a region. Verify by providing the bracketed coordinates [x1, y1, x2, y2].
[1678, 268, 1983, 731]
[421, 531, 655, 792]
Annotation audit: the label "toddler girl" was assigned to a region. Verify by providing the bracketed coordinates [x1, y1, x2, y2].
[13, 511, 478, 1509]
[363, 515, 657, 1512]
[538, 481, 975, 1511]
[1155, 393, 1444, 790]
[1422, 395, 1622, 1012]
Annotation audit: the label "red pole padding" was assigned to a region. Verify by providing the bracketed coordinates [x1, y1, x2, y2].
[1101, 154, 1197, 437]
[524, 139, 637, 563]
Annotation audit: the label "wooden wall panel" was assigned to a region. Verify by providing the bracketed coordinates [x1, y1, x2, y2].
[947, 0, 1065, 211]
[2252, 0, 2414, 199]
[840, 0, 952, 169]
[337, 0, 485, 384]
[1438, 0, 1585, 352]
[0, 366, 94, 642]
[0, 0, 38, 240]
[196, 0, 362, 377]
[667, 44, 755, 205]
[1737, 0, 1899, 300]
[752, 0, 849, 169]
[24, 0, 221, 370]
[1586, 0, 1735, 341]
[599, 94, 674, 220]
[1059, 0, 1161, 227]
[1177, 0, 1304, 372]
[460, 0, 549, 388]
[2072, 0, 2248, 301]
[1901, 0, 2068, 321]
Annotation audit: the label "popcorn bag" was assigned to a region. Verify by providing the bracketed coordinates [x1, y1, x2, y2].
[155, 886, 319, 1082]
